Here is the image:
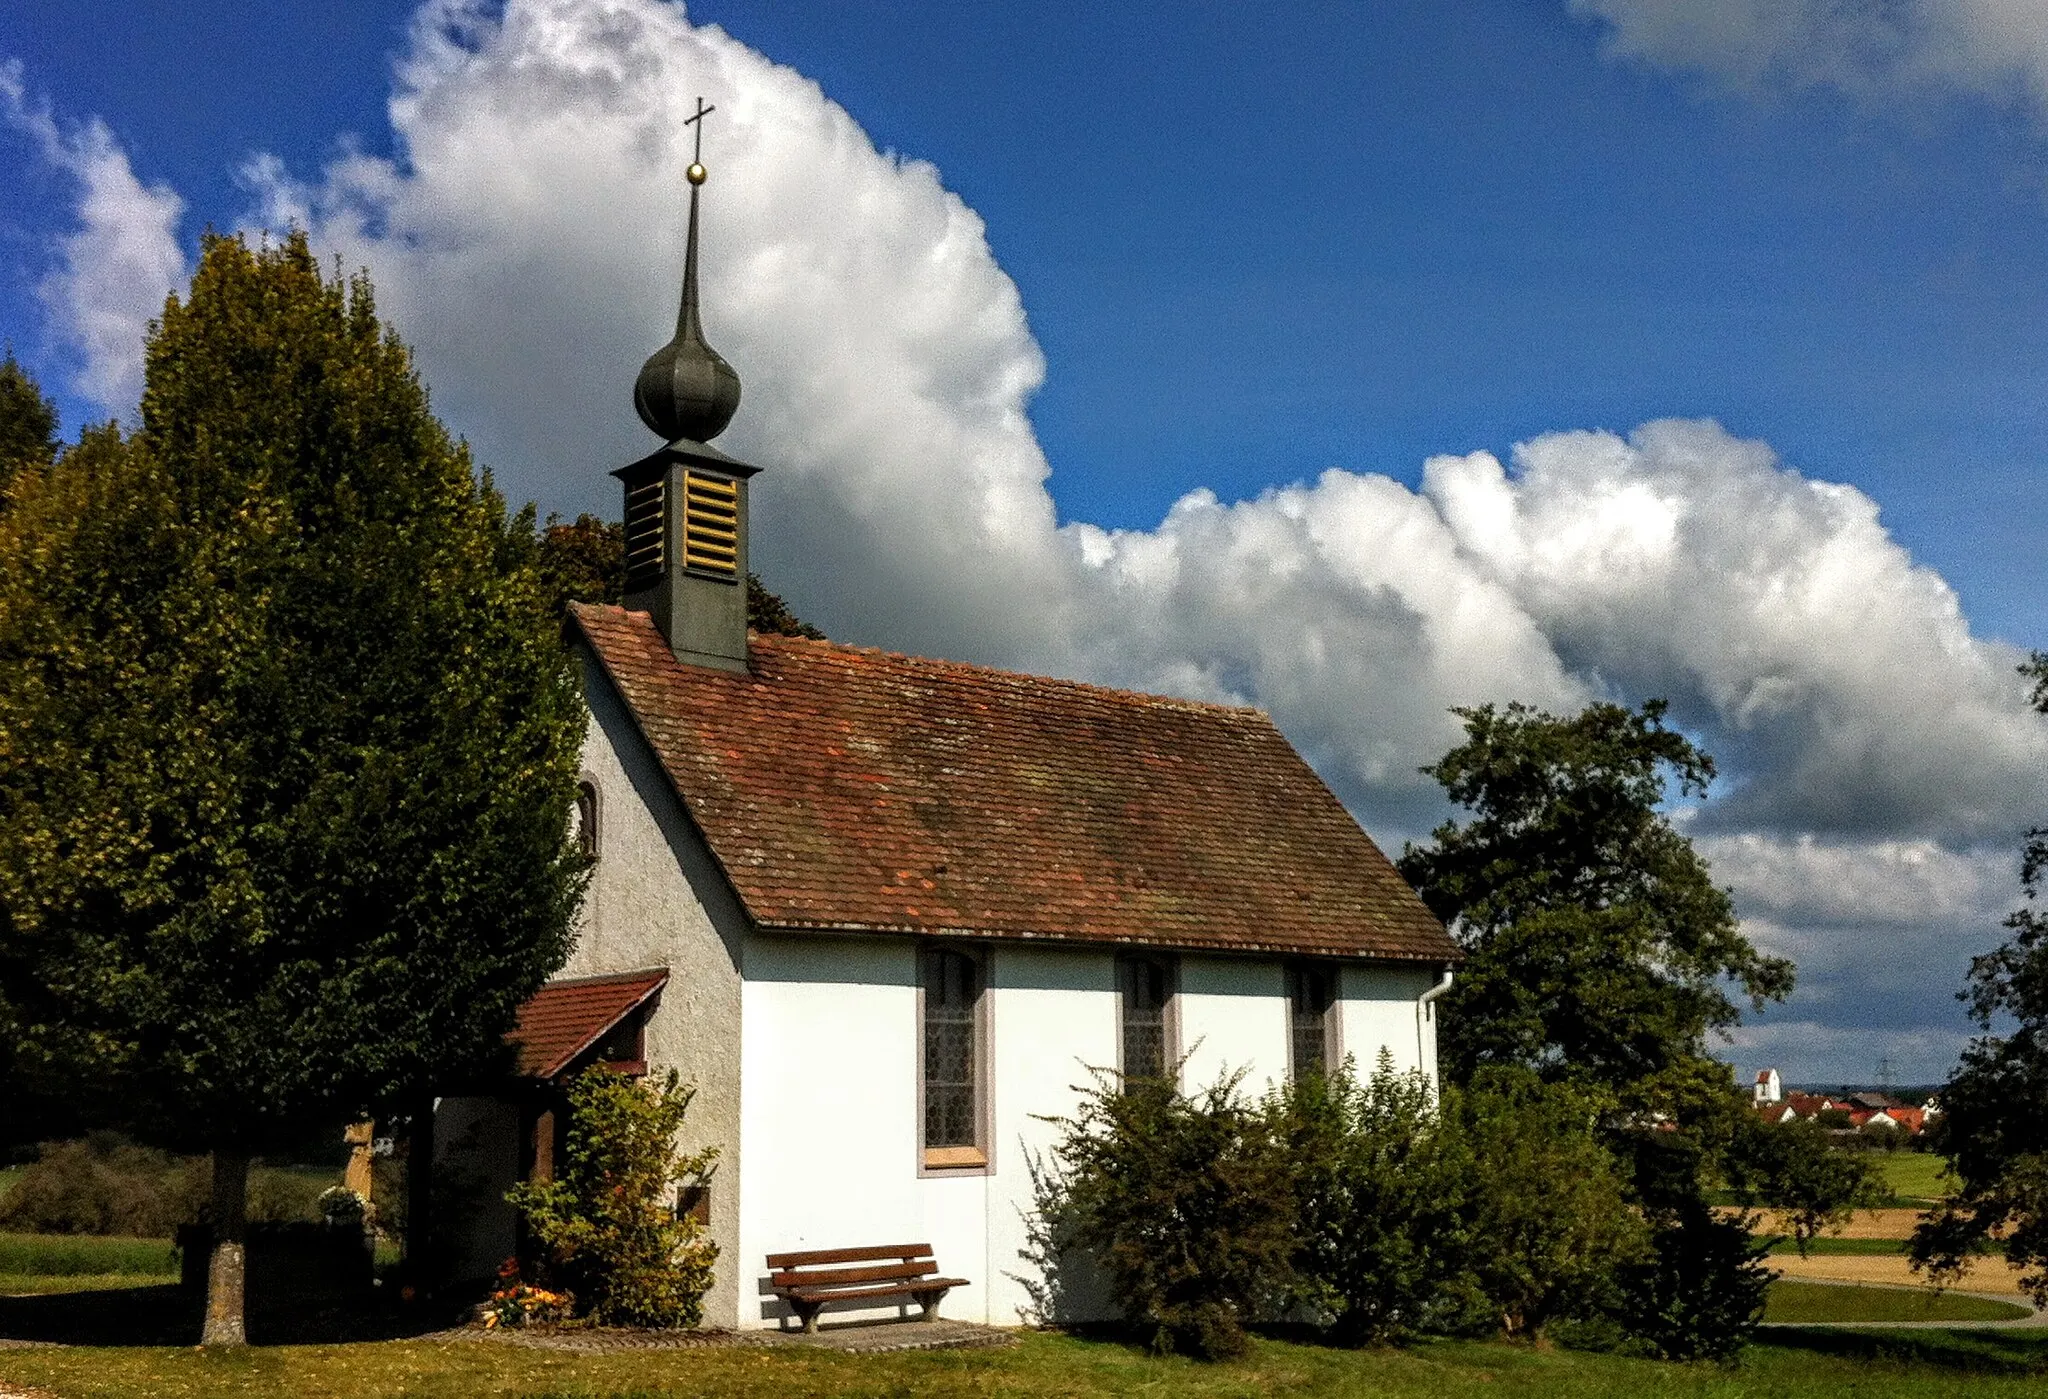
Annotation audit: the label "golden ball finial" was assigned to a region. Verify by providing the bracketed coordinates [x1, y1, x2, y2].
[687, 162, 708, 186]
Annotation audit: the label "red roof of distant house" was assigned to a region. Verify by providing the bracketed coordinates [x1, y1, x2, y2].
[569, 604, 1458, 963]
[508, 968, 668, 1079]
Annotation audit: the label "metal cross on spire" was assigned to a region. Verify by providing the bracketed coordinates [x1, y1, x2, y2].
[684, 96, 716, 182]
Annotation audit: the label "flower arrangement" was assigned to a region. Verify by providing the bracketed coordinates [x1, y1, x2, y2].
[483, 1257, 571, 1329]
[317, 1185, 367, 1228]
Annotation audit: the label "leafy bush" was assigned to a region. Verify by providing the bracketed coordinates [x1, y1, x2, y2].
[1619, 1203, 1772, 1361]
[0, 1135, 341, 1238]
[1277, 1054, 1472, 1344]
[507, 1067, 719, 1329]
[1452, 1070, 1647, 1341]
[1038, 1069, 1294, 1359]
[1614, 1110, 1775, 1361]
[0, 1135, 206, 1236]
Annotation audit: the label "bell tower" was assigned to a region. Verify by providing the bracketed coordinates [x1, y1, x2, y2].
[615, 96, 757, 673]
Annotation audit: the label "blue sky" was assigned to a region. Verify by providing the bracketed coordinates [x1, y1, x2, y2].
[6, 0, 2046, 645]
[3, 0, 2046, 1084]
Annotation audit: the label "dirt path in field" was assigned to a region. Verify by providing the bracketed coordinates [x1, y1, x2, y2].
[1753, 1207, 1929, 1239]
[1771, 1249, 2033, 1295]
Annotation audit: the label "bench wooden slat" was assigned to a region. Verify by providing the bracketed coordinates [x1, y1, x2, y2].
[766, 1243, 932, 1269]
[770, 1259, 937, 1290]
[767, 1242, 967, 1334]
[781, 1278, 971, 1308]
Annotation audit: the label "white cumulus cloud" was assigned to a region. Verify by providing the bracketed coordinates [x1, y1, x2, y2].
[13, 0, 2048, 1083]
[1426, 420, 2048, 841]
[0, 61, 187, 418]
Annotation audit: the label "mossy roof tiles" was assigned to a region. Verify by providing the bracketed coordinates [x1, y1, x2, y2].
[571, 603, 1456, 964]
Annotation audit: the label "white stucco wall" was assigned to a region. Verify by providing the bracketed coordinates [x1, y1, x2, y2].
[1178, 955, 1291, 1097]
[567, 647, 750, 1328]
[732, 936, 1441, 1329]
[737, 935, 1122, 1327]
[435, 648, 750, 1323]
[1340, 963, 1442, 1083]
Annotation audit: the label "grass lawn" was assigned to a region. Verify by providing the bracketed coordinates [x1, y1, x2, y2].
[0, 1272, 179, 1296]
[1764, 1280, 2029, 1324]
[1879, 1153, 1954, 1205]
[0, 1235, 178, 1277]
[1769, 1236, 1909, 1256]
[0, 1235, 180, 1298]
[4, 1328, 2048, 1399]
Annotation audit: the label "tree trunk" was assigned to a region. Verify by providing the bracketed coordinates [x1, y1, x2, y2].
[202, 1147, 250, 1347]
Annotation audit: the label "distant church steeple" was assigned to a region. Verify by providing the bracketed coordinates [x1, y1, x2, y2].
[614, 96, 759, 674]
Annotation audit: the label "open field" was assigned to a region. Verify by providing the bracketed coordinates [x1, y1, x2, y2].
[1769, 1236, 1907, 1255]
[4, 1327, 2048, 1399]
[1878, 1153, 1954, 1205]
[0, 1237, 180, 1300]
[1755, 1206, 1929, 1240]
[1764, 1280, 2028, 1324]
[1772, 1250, 2033, 1296]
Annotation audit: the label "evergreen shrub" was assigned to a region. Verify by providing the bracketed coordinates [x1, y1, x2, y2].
[1035, 1069, 1294, 1359]
[1276, 1053, 1473, 1344]
[1034, 1061, 1655, 1359]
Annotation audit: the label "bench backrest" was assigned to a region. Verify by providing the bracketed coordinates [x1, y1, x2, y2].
[766, 1243, 937, 1294]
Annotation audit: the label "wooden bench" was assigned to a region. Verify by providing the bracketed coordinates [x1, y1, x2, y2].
[766, 1243, 970, 1333]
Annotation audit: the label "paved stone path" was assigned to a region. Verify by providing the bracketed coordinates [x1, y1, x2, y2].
[452, 1317, 1018, 1354]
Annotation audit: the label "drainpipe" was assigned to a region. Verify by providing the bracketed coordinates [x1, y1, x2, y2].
[1416, 965, 1454, 1086]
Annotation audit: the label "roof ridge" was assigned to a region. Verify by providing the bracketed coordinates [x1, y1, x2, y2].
[572, 600, 1264, 717]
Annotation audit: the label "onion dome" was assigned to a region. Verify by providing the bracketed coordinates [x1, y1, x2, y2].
[634, 157, 741, 442]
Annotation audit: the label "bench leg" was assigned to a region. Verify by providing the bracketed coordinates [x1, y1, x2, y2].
[794, 1300, 823, 1335]
[915, 1289, 943, 1322]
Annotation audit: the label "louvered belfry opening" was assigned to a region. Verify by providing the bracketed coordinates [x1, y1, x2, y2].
[681, 470, 739, 577]
[623, 475, 666, 592]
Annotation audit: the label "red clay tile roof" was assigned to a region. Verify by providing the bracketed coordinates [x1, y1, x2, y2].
[509, 968, 668, 1079]
[570, 604, 1458, 963]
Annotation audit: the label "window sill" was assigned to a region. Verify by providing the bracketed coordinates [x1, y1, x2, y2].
[922, 1146, 988, 1170]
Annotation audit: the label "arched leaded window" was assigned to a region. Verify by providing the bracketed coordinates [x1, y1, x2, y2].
[574, 779, 601, 859]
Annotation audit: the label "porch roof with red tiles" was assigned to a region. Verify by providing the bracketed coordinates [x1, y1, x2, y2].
[509, 968, 668, 1079]
[570, 603, 1457, 964]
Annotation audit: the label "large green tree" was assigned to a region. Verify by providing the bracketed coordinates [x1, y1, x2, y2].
[1399, 700, 1803, 1356]
[0, 234, 588, 1343]
[0, 353, 58, 508]
[1913, 654, 2048, 1304]
[1398, 699, 1793, 1096]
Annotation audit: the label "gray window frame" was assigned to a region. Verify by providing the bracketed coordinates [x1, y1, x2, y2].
[916, 943, 993, 1175]
[1116, 952, 1180, 1087]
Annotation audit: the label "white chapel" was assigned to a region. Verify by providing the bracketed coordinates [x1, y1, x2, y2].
[429, 131, 1461, 1331]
